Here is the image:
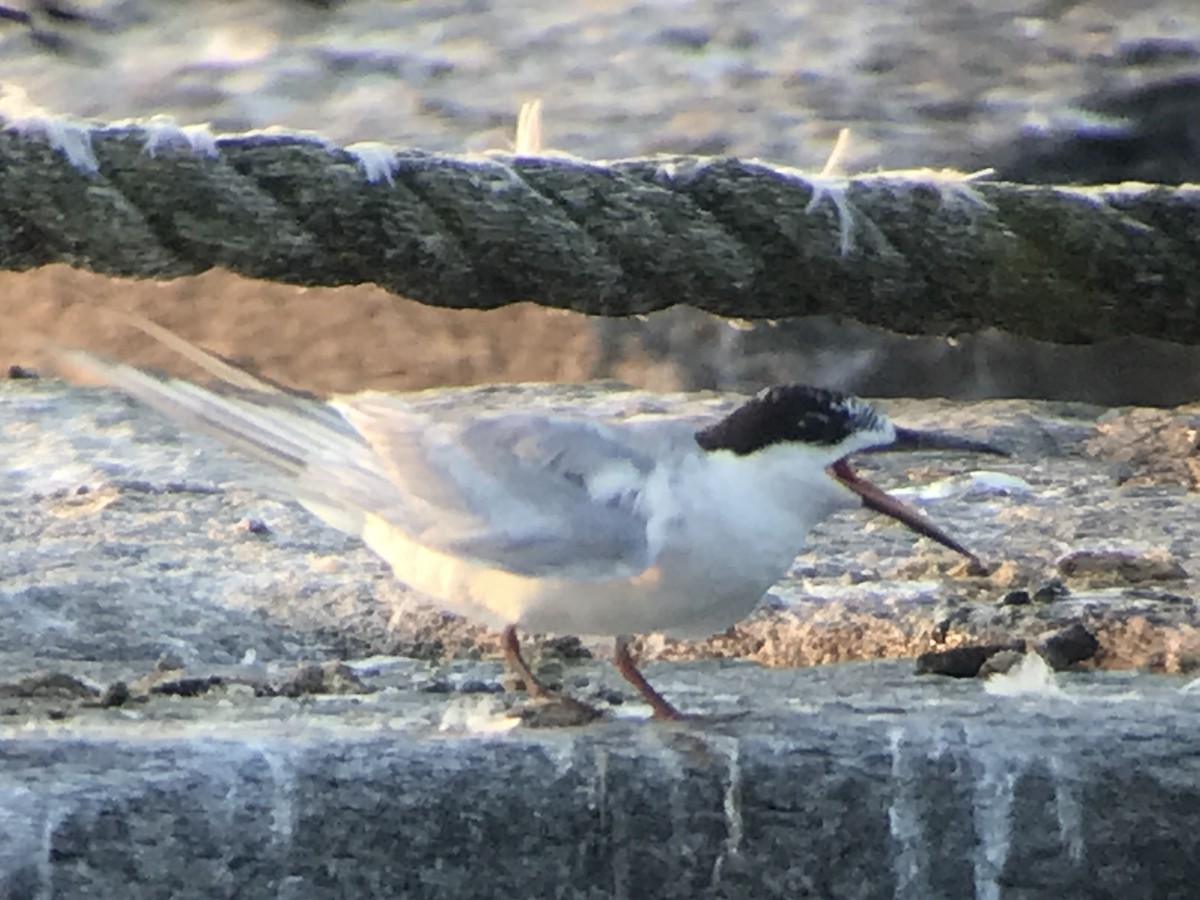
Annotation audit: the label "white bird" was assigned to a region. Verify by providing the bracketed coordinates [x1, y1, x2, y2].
[59, 323, 1003, 720]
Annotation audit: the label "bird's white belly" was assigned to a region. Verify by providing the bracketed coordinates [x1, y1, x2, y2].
[361, 509, 797, 640]
[361, 513, 542, 630]
[518, 559, 774, 639]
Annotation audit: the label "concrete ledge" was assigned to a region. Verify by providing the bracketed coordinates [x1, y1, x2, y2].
[1, 661, 1197, 900]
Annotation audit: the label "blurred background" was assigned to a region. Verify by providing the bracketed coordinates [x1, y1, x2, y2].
[3, 0, 1200, 403]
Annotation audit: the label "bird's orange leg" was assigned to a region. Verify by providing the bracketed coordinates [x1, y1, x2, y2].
[613, 636, 685, 720]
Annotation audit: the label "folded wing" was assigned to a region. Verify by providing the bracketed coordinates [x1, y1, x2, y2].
[60, 344, 660, 581]
[334, 395, 658, 579]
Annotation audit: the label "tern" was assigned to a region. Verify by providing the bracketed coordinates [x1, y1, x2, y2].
[60, 325, 1003, 721]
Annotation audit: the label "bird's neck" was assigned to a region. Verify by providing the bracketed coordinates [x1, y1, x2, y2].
[677, 445, 856, 575]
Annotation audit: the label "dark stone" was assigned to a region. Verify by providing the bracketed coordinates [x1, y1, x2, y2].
[241, 517, 271, 535]
[1033, 579, 1071, 603]
[1037, 623, 1100, 671]
[590, 686, 626, 706]
[538, 634, 593, 660]
[1000, 590, 1031, 606]
[915, 642, 1025, 677]
[149, 676, 222, 698]
[99, 681, 129, 708]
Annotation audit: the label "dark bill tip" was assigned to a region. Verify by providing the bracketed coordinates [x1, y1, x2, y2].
[866, 426, 1010, 457]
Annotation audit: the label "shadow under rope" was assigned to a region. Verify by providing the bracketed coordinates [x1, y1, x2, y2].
[592, 311, 1200, 407]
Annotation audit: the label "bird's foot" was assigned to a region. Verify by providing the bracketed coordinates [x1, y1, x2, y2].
[511, 691, 605, 728]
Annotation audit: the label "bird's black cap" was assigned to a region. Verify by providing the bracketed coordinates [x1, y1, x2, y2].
[694, 385, 886, 456]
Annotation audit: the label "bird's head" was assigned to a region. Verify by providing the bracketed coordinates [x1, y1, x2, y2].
[694, 384, 1005, 560]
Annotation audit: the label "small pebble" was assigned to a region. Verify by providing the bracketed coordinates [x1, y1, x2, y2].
[538, 635, 592, 660]
[589, 686, 626, 706]
[100, 681, 130, 708]
[1032, 579, 1071, 603]
[458, 679, 503, 695]
[149, 676, 221, 698]
[999, 590, 1031, 606]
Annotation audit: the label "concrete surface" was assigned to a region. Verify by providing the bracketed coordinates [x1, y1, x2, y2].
[3, 376, 1200, 897]
[1, 662, 1197, 900]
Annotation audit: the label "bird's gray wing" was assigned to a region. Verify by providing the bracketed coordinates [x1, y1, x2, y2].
[333, 395, 661, 580]
[58, 333, 664, 581]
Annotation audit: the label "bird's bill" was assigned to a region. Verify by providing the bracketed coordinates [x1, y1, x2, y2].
[827, 459, 977, 561]
[870, 426, 1009, 457]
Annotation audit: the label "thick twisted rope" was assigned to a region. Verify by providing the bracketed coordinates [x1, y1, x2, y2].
[3, 113, 1199, 343]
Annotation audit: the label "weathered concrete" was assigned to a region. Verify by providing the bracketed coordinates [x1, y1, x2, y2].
[3, 377, 1200, 897]
[1, 662, 1198, 900]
